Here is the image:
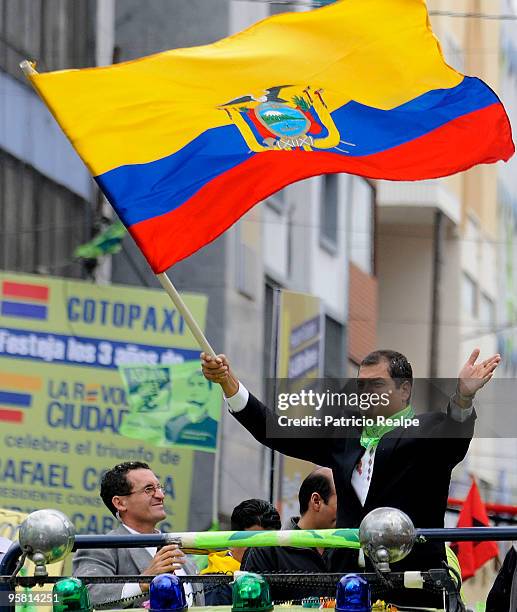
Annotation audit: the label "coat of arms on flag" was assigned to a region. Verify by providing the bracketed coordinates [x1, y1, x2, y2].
[220, 85, 347, 152]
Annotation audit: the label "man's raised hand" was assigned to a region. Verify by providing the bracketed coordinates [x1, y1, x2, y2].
[457, 348, 501, 399]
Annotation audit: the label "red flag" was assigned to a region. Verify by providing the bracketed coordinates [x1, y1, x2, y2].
[451, 480, 499, 580]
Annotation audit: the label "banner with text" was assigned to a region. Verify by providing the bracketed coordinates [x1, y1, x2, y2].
[0, 272, 208, 534]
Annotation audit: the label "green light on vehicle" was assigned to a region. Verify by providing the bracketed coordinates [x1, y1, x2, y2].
[53, 578, 92, 612]
[231, 573, 273, 612]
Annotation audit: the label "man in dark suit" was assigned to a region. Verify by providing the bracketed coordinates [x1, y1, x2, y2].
[201, 348, 500, 607]
[73, 461, 204, 608]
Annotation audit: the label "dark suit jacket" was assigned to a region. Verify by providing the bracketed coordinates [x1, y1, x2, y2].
[233, 392, 475, 574]
[486, 545, 517, 612]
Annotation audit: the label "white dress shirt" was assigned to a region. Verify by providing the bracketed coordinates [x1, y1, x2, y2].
[120, 524, 193, 606]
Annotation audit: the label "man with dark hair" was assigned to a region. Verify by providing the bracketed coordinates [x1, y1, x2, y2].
[296, 468, 337, 528]
[202, 348, 500, 607]
[242, 468, 337, 573]
[73, 461, 204, 608]
[231, 498, 282, 532]
[202, 499, 281, 605]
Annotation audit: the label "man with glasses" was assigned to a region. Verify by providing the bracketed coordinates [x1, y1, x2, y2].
[73, 461, 204, 608]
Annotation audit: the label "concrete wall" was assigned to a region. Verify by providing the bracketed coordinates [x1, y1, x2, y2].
[115, 0, 229, 58]
[0, 0, 95, 279]
[377, 224, 434, 377]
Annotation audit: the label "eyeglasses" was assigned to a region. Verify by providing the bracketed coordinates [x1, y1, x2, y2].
[124, 484, 165, 497]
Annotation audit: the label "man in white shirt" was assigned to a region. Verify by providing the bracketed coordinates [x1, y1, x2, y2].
[73, 461, 202, 608]
[201, 347, 500, 608]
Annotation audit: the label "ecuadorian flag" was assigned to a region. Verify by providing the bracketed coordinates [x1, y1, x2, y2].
[27, 0, 514, 273]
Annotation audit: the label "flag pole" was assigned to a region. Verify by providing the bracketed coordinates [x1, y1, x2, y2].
[156, 272, 216, 356]
[20, 60, 36, 76]
[155, 273, 220, 527]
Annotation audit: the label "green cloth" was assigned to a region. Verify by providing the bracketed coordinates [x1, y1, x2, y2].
[360, 404, 415, 450]
[74, 221, 126, 259]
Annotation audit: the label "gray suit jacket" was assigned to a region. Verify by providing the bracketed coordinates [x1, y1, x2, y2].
[72, 525, 204, 608]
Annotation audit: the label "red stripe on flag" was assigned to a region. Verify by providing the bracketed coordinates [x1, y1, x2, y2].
[2, 281, 49, 302]
[130, 103, 513, 273]
[0, 409, 24, 423]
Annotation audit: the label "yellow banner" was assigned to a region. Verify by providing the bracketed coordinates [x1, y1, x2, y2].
[278, 290, 323, 380]
[278, 290, 322, 521]
[0, 273, 208, 533]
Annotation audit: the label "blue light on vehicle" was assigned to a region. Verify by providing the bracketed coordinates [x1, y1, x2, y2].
[335, 574, 371, 612]
[149, 573, 188, 612]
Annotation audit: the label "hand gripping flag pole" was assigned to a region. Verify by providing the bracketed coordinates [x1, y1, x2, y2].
[20, 60, 216, 358]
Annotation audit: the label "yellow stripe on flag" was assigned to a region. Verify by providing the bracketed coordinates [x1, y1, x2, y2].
[28, 0, 462, 176]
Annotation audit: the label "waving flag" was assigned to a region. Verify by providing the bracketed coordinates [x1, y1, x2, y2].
[27, 0, 514, 273]
[451, 480, 499, 580]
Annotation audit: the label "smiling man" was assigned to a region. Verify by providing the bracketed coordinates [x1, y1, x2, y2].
[202, 348, 500, 608]
[73, 461, 203, 608]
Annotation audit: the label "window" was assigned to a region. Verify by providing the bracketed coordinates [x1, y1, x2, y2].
[269, 2, 290, 15]
[350, 177, 375, 275]
[480, 293, 495, 328]
[263, 279, 282, 389]
[0, 150, 89, 278]
[442, 33, 465, 74]
[323, 315, 345, 378]
[267, 188, 286, 213]
[320, 174, 339, 251]
[1, 1, 95, 82]
[462, 272, 478, 318]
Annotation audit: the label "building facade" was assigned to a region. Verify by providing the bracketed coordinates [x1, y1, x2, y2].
[0, 0, 96, 279]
